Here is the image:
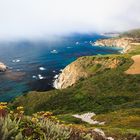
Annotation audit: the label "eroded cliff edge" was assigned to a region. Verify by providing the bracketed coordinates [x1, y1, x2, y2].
[54, 56, 126, 89]
[93, 37, 135, 53]
[54, 29, 140, 90]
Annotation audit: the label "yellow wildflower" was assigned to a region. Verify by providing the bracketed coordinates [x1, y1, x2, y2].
[31, 117, 38, 123]
[0, 102, 7, 106]
[17, 106, 24, 110]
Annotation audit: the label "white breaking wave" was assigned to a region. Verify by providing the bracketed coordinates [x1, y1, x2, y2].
[54, 74, 59, 79]
[53, 78, 60, 89]
[53, 73, 61, 89]
[32, 75, 37, 79]
[32, 74, 45, 80]
[50, 50, 58, 54]
[38, 74, 45, 80]
[12, 59, 21, 63]
[39, 67, 46, 71]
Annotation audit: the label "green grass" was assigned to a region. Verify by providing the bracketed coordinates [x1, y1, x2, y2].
[93, 108, 140, 129]
[10, 54, 140, 116]
[129, 44, 140, 55]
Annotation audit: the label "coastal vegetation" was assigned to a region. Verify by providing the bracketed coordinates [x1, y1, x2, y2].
[0, 102, 110, 140]
[7, 29, 140, 139]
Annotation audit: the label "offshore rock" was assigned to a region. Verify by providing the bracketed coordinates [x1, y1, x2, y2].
[0, 62, 7, 72]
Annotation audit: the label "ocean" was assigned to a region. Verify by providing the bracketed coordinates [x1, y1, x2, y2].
[0, 33, 120, 101]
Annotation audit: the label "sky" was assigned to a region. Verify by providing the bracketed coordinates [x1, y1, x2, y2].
[0, 0, 140, 40]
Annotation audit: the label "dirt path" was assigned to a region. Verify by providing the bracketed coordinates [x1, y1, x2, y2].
[72, 112, 105, 125]
[125, 55, 140, 74]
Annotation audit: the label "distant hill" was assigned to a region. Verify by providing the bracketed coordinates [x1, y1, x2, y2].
[121, 29, 140, 39]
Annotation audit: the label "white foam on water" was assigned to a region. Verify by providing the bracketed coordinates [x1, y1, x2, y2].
[32, 75, 37, 79]
[53, 78, 59, 89]
[39, 67, 46, 71]
[50, 50, 58, 54]
[38, 74, 45, 80]
[54, 74, 59, 79]
[12, 59, 21, 63]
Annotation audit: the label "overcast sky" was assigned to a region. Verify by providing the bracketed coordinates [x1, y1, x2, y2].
[0, 0, 140, 40]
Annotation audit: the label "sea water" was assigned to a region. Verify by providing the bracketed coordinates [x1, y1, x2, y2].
[0, 33, 120, 101]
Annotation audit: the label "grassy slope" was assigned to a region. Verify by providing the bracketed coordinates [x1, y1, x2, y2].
[10, 30, 140, 139]
[11, 55, 139, 115]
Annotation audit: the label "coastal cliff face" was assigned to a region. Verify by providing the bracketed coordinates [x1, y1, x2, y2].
[54, 56, 123, 89]
[54, 57, 88, 89]
[93, 37, 134, 53]
[0, 62, 7, 72]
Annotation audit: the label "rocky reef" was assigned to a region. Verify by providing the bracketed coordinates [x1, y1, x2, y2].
[0, 62, 7, 72]
[93, 37, 135, 53]
[54, 56, 123, 89]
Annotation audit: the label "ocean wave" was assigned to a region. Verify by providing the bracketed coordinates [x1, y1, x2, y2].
[12, 59, 20, 63]
[32, 74, 45, 80]
[50, 50, 58, 54]
[54, 74, 59, 79]
[39, 67, 46, 71]
[38, 74, 45, 80]
[32, 75, 37, 79]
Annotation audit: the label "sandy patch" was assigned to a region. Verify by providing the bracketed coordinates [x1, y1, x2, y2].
[125, 55, 140, 74]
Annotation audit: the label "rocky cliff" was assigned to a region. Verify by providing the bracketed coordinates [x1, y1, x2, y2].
[93, 37, 135, 53]
[0, 62, 7, 72]
[54, 56, 124, 89]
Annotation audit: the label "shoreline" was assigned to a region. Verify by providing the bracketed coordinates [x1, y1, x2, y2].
[92, 37, 134, 54]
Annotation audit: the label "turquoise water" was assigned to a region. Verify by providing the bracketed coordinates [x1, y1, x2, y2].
[0, 34, 120, 101]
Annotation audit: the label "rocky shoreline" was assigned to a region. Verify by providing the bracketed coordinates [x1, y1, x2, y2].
[54, 37, 135, 89]
[92, 37, 135, 53]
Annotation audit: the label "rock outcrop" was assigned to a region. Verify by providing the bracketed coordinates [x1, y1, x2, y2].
[93, 37, 135, 53]
[54, 56, 124, 89]
[0, 62, 7, 72]
[54, 57, 88, 89]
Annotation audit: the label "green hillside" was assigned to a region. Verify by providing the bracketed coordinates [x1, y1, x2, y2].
[9, 29, 140, 139]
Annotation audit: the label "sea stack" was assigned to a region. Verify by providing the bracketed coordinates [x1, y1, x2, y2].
[0, 62, 7, 72]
